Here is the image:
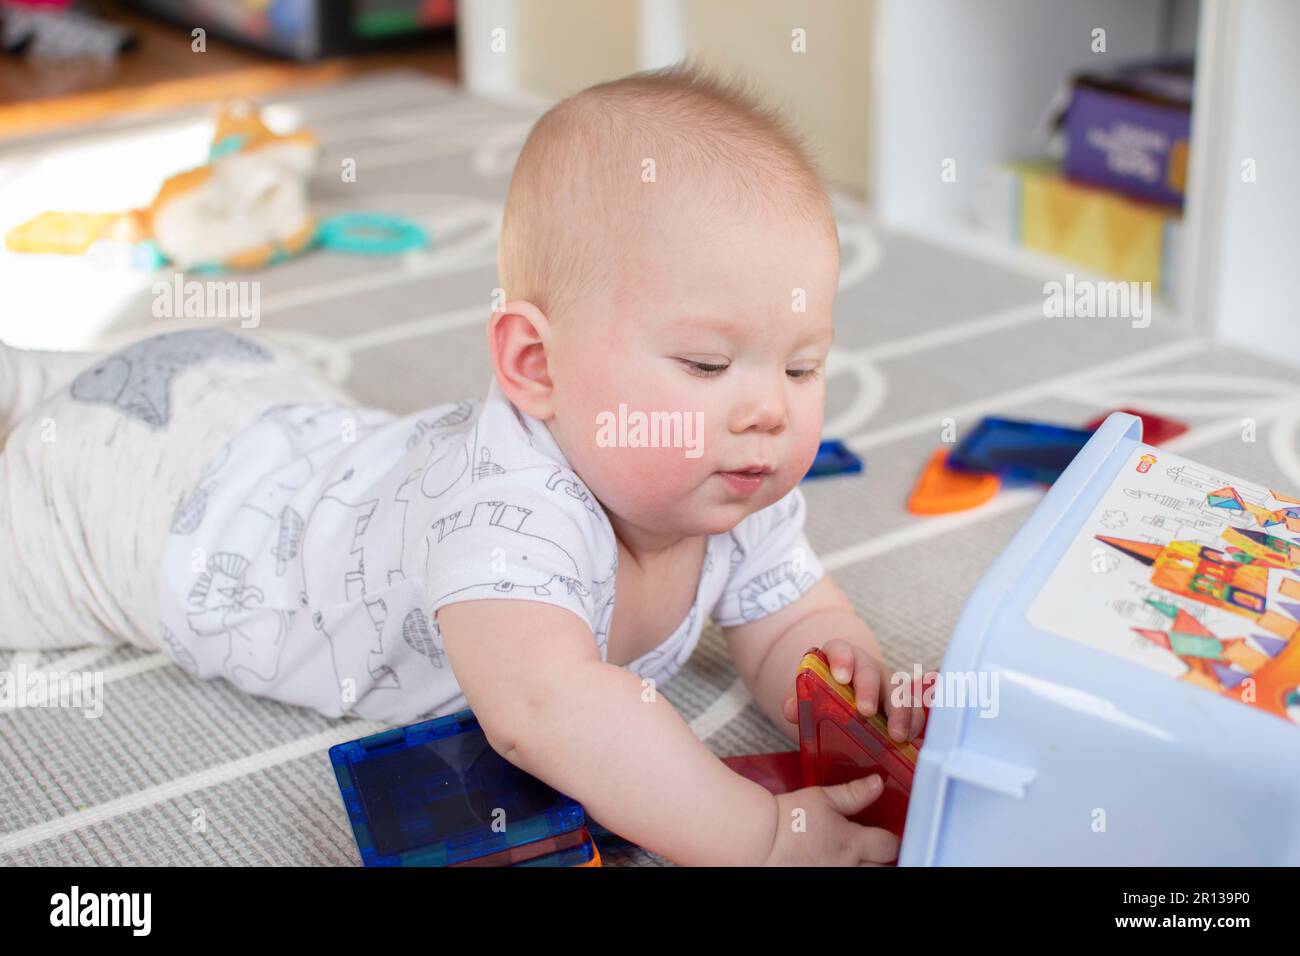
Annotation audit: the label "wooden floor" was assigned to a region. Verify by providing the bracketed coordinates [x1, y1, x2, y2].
[0, 3, 460, 139]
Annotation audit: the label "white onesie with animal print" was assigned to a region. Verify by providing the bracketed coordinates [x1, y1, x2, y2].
[1, 329, 826, 726]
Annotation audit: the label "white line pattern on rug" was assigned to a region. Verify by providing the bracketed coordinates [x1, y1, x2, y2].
[0, 721, 381, 857]
[688, 677, 754, 742]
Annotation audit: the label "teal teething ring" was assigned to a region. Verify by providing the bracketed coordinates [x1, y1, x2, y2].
[208, 134, 248, 160]
[316, 213, 428, 256]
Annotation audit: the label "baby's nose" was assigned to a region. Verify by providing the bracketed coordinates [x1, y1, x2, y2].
[733, 393, 788, 433]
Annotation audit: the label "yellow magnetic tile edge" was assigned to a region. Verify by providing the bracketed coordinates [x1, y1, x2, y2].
[799, 651, 856, 707]
[797, 652, 919, 765]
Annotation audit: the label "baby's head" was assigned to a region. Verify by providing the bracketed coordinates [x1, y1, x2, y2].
[492, 61, 839, 547]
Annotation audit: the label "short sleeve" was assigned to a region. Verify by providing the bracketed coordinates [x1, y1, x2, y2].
[422, 474, 613, 635]
[711, 485, 826, 627]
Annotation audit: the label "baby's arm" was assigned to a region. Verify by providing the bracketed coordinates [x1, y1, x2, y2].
[437, 599, 779, 866]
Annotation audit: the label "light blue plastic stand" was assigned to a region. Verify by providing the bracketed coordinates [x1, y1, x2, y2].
[901, 412, 1300, 865]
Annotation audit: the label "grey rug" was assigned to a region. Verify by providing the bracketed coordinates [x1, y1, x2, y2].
[2, 72, 1298, 867]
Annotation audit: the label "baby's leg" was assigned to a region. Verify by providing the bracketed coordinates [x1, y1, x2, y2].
[0, 421, 128, 650]
[1, 327, 360, 653]
[0, 339, 105, 446]
[0, 340, 123, 648]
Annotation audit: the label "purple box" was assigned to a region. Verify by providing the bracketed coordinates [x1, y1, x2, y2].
[1062, 58, 1193, 209]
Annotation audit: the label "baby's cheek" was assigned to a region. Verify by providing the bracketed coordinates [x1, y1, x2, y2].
[786, 395, 825, 471]
[792, 426, 822, 475]
[577, 444, 707, 528]
[601, 441, 709, 507]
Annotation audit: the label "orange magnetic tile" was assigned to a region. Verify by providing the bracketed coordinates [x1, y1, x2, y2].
[907, 447, 1000, 515]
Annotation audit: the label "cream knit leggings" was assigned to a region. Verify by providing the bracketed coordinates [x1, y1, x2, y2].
[0, 328, 354, 652]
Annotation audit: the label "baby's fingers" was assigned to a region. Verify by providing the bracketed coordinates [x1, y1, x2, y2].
[885, 704, 910, 742]
[821, 774, 883, 818]
[782, 694, 798, 724]
[853, 656, 883, 717]
[824, 640, 858, 686]
[908, 702, 927, 741]
[854, 825, 901, 866]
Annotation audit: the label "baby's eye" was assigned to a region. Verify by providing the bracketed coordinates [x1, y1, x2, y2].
[679, 359, 729, 378]
[787, 366, 822, 381]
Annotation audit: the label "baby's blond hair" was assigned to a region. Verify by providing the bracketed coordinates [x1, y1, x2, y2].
[497, 59, 837, 327]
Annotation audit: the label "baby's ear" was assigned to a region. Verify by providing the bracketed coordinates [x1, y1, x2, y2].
[488, 301, 557, 418]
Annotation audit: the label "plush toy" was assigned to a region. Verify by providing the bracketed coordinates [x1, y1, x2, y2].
[5, 100, 425, 270]
[147, 99, 321, 270]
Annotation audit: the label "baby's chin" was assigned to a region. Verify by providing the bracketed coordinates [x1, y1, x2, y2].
[700, 505, 773, 536]
[653, 493, 780, 538]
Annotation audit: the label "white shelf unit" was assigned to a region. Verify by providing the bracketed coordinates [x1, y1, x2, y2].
[459, 0, 1299, 363]
[872, 0, 1194, 311]
[869, 0, 1298, 363]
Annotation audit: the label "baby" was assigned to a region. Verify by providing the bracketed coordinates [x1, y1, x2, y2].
[0, 63, 923, 865]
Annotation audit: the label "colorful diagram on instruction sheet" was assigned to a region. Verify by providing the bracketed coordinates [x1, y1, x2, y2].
[1027, 445, 1300, 724]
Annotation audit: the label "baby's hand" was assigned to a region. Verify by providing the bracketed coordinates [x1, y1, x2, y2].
[763, 776, 899, 866]
[781, 638, 926, 743]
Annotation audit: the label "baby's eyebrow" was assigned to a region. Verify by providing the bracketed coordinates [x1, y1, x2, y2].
[663, 315, 745, 336]
[664, 315, 834, 346]
[797, 325, 835, 347]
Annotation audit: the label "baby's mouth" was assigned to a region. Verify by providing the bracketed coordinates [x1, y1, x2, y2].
[718, 463, 775, 477]
[715, 467, 771, 495]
